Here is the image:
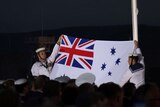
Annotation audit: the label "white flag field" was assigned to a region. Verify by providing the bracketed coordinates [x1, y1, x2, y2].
[50, 35, 134, 86]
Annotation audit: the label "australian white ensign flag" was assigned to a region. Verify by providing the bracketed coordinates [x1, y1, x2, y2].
[50, 35, 134, 86]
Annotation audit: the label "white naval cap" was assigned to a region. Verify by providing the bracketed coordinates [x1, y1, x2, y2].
[54, 75, 70, 83]
[14, 78, 27, 85]
[0, 80, 5, 85]
[75, 73, 96, 87]
[35, 47, 45, 53]
[2, 79, 15, 86]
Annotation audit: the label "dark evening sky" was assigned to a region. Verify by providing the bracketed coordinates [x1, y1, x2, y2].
[0, 0, 160, 33]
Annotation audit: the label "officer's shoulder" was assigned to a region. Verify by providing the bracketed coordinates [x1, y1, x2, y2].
[32, 61, 41, 66]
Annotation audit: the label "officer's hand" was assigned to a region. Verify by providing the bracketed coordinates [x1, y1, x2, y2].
[57, 34, 63, 45]
[48, 62, 53, 67]
[134, 40, 139, 48]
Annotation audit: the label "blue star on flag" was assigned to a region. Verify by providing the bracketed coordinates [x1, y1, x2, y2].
[101, 63, 106, 70]
[115, 58, 121, 65]
[110, 47, 116, 55]
[108, 71, 112, 76]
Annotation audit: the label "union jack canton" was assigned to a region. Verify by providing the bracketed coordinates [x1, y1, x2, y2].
[55, 35, 95, 70]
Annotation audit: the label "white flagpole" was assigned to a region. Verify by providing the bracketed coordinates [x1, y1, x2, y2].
[131, 0, 139, 41]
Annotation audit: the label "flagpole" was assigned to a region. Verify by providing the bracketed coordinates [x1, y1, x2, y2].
[131, 0, 139, 41]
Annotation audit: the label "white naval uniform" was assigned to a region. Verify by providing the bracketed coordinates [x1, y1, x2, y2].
[120, 48, 145, 88]
[31, 44, 60, 77]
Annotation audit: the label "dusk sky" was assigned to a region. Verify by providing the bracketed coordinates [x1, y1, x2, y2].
[0, 0, 160, 33]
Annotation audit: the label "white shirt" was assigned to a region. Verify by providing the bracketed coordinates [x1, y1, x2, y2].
[31, 62, 50, 77]
[47, 44, 60, 63]
[31, 44, 60, 77]
[119, 48, 145, 88]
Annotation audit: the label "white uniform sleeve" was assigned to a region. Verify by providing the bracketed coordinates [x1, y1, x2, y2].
[31, 62, 40, 77]
[47, 44, 60, 63]
[119, 69, 132, 87]
[130, 69, 145, 88]
[131, 48, 145, 88]
[135, 48, 145, 66]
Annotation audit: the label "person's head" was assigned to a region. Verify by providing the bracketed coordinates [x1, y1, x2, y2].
[32, 75, 49, 91]
[133, 83, 160, 107]
[122, 82, 136, 99]
[0, 88, 21, 107]
[79, 83, 95, 94]
[36, 47, 47, 62]
[98, 82, 123, 107]
[76, 92, 103, 107]
[43, 80, 62, 106]
[14, 78, 29, 95]
[62, 86, 79, 106]
[128, 53, 139, 65]
[75, 73, 96, 87]
[2, 79, 15, 91]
